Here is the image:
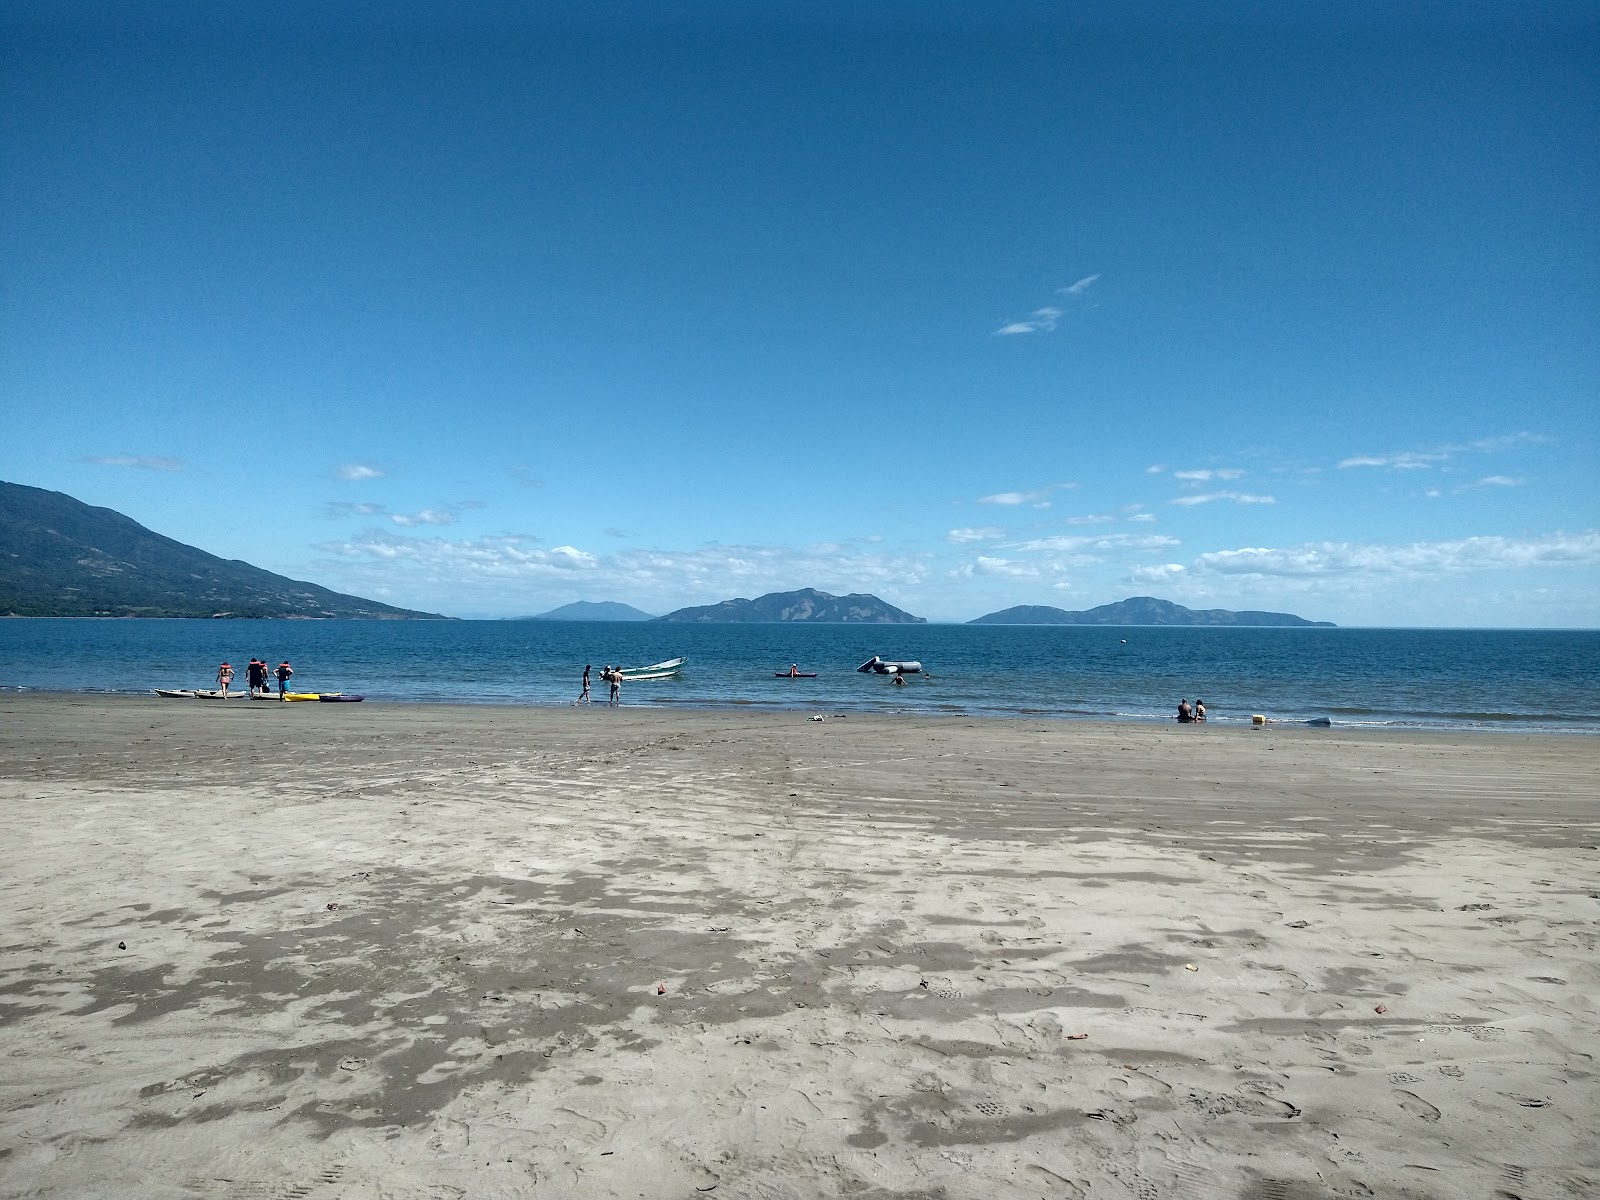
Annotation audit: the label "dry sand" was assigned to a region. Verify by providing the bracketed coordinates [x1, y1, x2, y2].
[1, 694, 1597, 1200]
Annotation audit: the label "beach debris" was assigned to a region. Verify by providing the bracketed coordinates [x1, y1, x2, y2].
[117, 941, 126, 950]
[1374, 1004, 1389, 1014]
[809, 715, 825, 722]
[338, 1056, 367, 1072]
[1184, 963, 1199, 972]
[657, 982, 667, 995]
[1067, 1033, 1089, 1041]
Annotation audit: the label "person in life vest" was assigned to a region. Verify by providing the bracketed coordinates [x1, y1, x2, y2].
[274, 660, 293, 700]
[217, 662, 234, 695]
[246, 657, 267, 696]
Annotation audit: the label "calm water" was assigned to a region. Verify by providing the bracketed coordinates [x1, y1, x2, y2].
[2, 619, 1597, 734]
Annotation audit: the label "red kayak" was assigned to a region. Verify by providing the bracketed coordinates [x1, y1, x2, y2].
[774, 672, 818, 678]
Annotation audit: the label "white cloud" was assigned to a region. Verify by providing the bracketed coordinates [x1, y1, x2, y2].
[391, 508, 458, 527]
[978, 482, 1076, 508]
[1173, 468, 1245, 483]
[82, 454, 182, 471]
[1146, 464, 1167, 475]
[1186, 532, 1600, 579]
[1009, 533, 1180, 554]
[313, 531, 934, 611]
[1169, 491, 1277, 507]
[1471, 475, 1524, 488]
[966, 556, 1041, 578]
[337, 463, 385, 481]
[1337, 452, 1442, 471]
[1338, 432, 1551, 473]
[1060, 274, 1101, 296]
[325, 501, 388, 518]
[947, 526, 1007, 544]
[1128, 563, 1189, 583]
[995, 306, 1062, 336]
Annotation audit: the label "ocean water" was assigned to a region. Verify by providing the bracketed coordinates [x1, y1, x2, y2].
[2, 619, 1597, 734]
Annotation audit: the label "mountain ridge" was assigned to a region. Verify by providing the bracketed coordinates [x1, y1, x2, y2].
[0, 480, 447, 619]
[655, 588, 925, 623]
[510, 600, 655, 622]
[970, 596, 1334, 627]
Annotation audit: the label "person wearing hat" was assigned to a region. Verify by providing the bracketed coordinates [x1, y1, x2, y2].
[274, 660, 293, 700]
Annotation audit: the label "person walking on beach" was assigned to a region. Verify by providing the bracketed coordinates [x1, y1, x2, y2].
[246, 658, 267, 697]
[607, 666, 621, 706]
[274, 660, 293, 700]
[217, 661, 234, 695]
[577, 664, 592, 704]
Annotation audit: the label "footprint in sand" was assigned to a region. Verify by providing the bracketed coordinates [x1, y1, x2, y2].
[429, 1117, 471, 1152]
[1393, 1089, 1441, 1121]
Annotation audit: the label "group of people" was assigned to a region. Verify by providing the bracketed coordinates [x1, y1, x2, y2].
[218, 658, 295, 699]
[1176, 697, 1207, 723]
[575, 664, 623, 706]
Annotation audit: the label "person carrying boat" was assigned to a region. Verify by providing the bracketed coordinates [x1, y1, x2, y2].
[274, 660, 293, 700]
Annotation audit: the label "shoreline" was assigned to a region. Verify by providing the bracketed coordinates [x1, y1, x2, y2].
[3, 694, 1597, 1197]
[3, 685, 1596, 737]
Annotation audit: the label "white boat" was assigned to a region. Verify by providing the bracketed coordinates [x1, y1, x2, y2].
[616, 656, 686, 681]
[153, 688, 248, 699]
[856, 656, 923, 675]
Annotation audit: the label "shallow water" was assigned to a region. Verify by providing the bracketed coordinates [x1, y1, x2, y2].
[3, 619, 1596, 734]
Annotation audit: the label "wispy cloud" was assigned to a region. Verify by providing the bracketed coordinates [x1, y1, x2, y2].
[324, 501, 388, 518]
[1169, 491, 1276, 507]
[1173, 468, 1245, 483]
[946, 526, 1008, 544]
[1008, 533, 1180, 554]
[977, 482, 1076, 508]
[1469, 475, 1525, 488]
[995, 307, 1061, 336]
[82, 454, 182, 472]
[1184, 532, 1600, 578]
[996, 272, 1102, 335]
[1338, 432, 1551, 473]
[313, 532, 934, 610]
[950, 556, 1041, 579]
[336, 463, 385, 481]
[390, 508, 459, 527]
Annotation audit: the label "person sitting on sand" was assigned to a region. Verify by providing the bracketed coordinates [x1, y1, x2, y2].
[1194, 699, 1206, 722]
[1177, 698, 1193, 723]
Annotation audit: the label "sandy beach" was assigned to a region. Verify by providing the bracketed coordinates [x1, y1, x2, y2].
[1, 695, 1596, 1200]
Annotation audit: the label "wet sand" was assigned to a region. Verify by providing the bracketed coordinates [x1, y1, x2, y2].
[1, 694, 1597, 1199]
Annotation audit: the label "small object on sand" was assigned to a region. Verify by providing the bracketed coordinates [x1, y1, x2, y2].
[1252, 714, 1268, 727]
[657, 983, 667, 995]
[1067, 1033, 1089, 1041]
[1184, 963, 1198, 972]
[810, 715, 824, 722]
[117, 941, 126, 950]
[1374, 1004, 1388, 1014]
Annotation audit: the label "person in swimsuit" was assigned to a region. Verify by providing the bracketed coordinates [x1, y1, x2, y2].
[217, 662, 234, 695]
[1177, 698, 1193, 723]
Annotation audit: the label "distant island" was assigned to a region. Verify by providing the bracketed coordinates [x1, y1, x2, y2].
[510, 600, 655, 622]
[655, 588, 925, 623]
[970, 596, 1335, 627]
[0, 480, 448, 619]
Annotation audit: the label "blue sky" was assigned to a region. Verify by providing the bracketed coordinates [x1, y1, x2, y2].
[3, 2, 1597, 625]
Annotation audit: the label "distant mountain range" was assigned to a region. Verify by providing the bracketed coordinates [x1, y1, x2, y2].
[655, 588, 925, 623]
[511, 600, 655, 621]
[0, 481, 447, 619]
[970, 596, 1334, 627]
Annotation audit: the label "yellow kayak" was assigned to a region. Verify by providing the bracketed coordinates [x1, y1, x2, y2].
[282, 692, 336, 702]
